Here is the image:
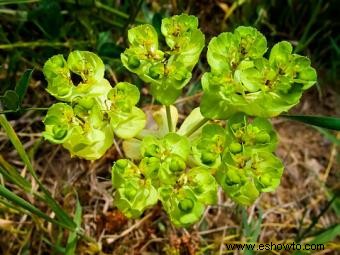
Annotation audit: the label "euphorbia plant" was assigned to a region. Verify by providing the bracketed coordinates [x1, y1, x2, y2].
[42, 14, 316, 227]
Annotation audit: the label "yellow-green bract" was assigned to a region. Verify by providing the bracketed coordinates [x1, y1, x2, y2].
[200, 26, 317, 119]
[121, 14, 205, 105]
[42, 51, 146, 160]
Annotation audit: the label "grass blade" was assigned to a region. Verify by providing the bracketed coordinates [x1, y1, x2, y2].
[15, 69, 33, 104]
[0, 184, 73, 230]
[65, 198, 82, 255]
[0, 114, 76, 229]
[0, 155, 32, 192]
[313, 127, 340, 146]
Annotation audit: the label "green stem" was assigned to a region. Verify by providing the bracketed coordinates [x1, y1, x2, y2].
[0, 107, 49, 114]
[166, 105, 174, 133]
[183, 118, 209, 137]
[0, 40, 89, 50]
[94, 0, 144, 24]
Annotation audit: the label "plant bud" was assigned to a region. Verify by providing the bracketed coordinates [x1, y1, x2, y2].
[229, 142, 242, 154]
[178, 198, 194, 212]
[127, 55, 140, 68]
[255, 132, 270, 144]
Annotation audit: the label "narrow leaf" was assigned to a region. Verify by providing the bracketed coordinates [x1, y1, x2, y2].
[15, 69, 33, 103]
[282, 114, 340, 130]
[0, 184, 72, 230]
[65, 199, 82, 255]
[0, 114, 76, 229]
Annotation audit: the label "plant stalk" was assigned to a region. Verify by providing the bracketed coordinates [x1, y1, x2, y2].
[183, 118, 209, 137]
[0, 40, 89, 50]
[166, 105, 174, 133]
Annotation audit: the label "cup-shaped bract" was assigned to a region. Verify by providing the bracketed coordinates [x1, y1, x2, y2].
[186, 167, 218, 205]
[107, 82, 146, 139]
[112, 159, 158, 218]
[43, 100, 114, 160]
[43, 51, 112, 104]
[43, 103, 75, 144]
[225, 113, 278, 154]
[140, 133, 190, 186]
[159, 186, 205, 227]
[43, 52, 147, 159]
[217, 150, 284, 205]
[200, 26, 317, 119]
[191, 124, 226, 168]
[121, 14, 205, 105]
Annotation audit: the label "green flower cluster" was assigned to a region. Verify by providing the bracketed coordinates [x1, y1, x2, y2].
[112, 132, 218, 227]
[216, 113, 283, 205]
[200, 26, 317, 119]
[42, 51, 146, 159]
[121, 14, 205, 105]
[42, 15, 317, 228]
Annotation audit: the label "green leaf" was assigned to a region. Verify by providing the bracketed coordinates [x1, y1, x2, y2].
[0, 90, 20, 111]
[234, 26, 267, 59]
[65, 198, 82, 255]
[15, 69, 33, 104]
[282, 114, 340, 130]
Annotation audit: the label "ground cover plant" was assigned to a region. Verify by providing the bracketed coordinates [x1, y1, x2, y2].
[0, 1, 339, 254]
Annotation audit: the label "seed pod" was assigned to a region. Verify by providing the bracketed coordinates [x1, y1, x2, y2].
[149, 65, 161, 79]
[127, 55, 140, 68]
[116, 159, 129, 169]
[255, 132, 270, 144]
[229, 142, 242, 154]
[124, 185, 137, 200]
[201, 151, 216, 165]
[225, 169, 241, 185]
[259, 174, 272, 187]
[144, 144, 160, 157]
[178, 198, 194, 212]
[52, 126, 67, 140]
